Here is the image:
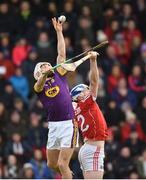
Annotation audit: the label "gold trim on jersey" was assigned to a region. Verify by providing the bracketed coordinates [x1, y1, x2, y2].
[45, 86, 60, 98]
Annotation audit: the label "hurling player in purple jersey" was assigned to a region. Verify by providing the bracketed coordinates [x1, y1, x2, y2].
[33, 18, 77, 179]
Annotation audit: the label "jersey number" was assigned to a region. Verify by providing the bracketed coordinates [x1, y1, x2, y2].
[77, 114, 89, 132]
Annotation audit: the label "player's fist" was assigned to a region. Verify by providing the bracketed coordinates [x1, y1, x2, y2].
[52, 17, 63, 32]
[88, 51, 99, 60]
[42, 69, 54, 77]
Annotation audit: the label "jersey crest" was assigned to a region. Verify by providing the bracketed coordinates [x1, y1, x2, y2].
[45, 86, 60, 97]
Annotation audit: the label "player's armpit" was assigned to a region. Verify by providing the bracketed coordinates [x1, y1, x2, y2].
[34, 83, 43, 93]
[56, 66, 67, 76]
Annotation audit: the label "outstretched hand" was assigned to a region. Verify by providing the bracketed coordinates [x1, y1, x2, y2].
[52, 17, 63, 32]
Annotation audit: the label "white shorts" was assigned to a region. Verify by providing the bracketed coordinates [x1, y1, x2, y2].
[46, 120, 78, 150]
[78, 143, 105, 172]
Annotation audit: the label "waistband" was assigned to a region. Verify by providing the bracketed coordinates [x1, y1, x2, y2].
[48, 118, 73, 122]
[84, 139, 105, 148]
[48, 119, 73, 125]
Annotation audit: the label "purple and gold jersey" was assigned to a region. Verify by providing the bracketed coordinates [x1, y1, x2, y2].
[36, 71, 74, 122]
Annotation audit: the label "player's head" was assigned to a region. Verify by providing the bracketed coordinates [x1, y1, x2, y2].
[33, 62, 53, 80]
[70, 84, 89, 102]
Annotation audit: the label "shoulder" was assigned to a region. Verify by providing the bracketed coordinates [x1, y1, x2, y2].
[82, 94, 96, 104]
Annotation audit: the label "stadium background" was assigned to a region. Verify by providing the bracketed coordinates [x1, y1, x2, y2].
[0, 0, 146, 178]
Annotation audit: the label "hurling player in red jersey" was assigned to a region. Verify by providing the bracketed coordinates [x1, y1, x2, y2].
[71, 51, 108, 179]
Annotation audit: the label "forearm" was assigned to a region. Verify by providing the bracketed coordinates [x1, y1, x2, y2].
[34, 74, 47, 92]
[57, 31, 66, 60]
[90, 58, 99, 86]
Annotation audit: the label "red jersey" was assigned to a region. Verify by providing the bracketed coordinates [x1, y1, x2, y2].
[73, 95, 108, 141]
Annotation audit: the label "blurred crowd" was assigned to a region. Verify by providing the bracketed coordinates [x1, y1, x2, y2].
[1, 0, 146, 179]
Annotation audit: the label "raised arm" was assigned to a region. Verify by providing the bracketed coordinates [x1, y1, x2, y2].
[89, 51, 99, 99]
[52, 17, 66, 75]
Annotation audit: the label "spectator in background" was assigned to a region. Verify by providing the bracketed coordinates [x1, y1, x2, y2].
[0, 51, 15, 79]
[0, 2, 14, 34]
[30, 149, 54, 179]
[64, 36, 74, 58]
[75, 17, 94, 46]
[77, 38, 91, 81]
[120, 3, 134, 28]
[105, 99, 125, 127]
[62, 21, 74, 41]
[105, 18, 121, 41]
[136, 149, 146, 178]
[17, 1, 34, 35]
[12, 38, 31, 66]
[138, 1, 146, 39]
[19, 163, 35, 179]
[130, 36, 142, 64]
[9, 67, 29, 103]
[26, 17, 49, 44]
[124, 19, 142, 47]
[22, 48, 38, 95]
[45, 1, 58, 19]
[36, 32, 55, 64]
[5, 133, 31, 163]
[6, 110, 26, 139]
[10, 0, 20, 15]
[31, 0, 45, 18]
[121, 111, 144, 142]
[0, 82, 16, 109]
[96, 66, 107, 110]
[136, 43, 146, 76]
[112, 78, 137, 109]
[112, 33, 131, 73]
[0, 160, 4, 179]
[104, 130, 120, 179]
[121, 101, 133, 116]
[124, 131, 145, 157]
[133, 0, 145, 14]
[63, 1, 76, 25]
[26, 112, 47, 149]
[0, 134, 5, 159]
[101, 45, 119, 75]
[4, 154, 19, 179]
[13, 98, 28, 124]
[136, 96, 146, 138]
[80, 5, 92, 19]
[129, 171, 139, 179]
[0, 35, 11, 59]
[107, 64, 124, 94]
[105, 129, 121, 162]
[114, 147, 136, 178]
[128, 64, 146, 96]
[102, 7, 115, 29]
[0, 102, 8, 135]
